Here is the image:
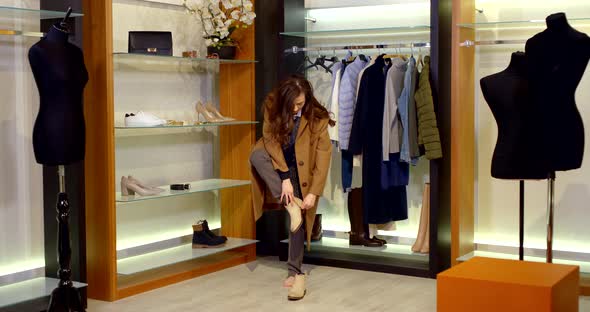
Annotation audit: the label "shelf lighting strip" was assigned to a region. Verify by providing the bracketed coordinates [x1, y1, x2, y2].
[0, 29, 44, 37]
[286, 42, 431, 54]
[460, 39, 526, 47]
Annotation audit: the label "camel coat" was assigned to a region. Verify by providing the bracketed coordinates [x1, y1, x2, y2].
[251, 111, 332, 248]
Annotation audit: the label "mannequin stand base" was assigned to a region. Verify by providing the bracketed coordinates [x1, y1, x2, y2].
[47, 284, 85, 312]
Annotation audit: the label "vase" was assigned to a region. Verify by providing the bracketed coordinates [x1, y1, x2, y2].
[207, 45, 237, 60]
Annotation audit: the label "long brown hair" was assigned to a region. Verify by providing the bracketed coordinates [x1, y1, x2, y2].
[264, 75, 335, 145]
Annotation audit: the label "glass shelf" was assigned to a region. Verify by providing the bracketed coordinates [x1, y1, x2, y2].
[458, 18, 590, 30]
[116, 179, 251, 203]
[0, 6, 83, 20]
[113, 52, 257, 64]
[117, 238, 258, 275]
[280, 26, 431, 39]
[115, 120, 258, 132]
[0, 6, 83, 38]
[0, 278, 86, 309]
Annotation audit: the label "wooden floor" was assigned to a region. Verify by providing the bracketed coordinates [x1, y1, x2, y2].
[89, 257, 590, 312]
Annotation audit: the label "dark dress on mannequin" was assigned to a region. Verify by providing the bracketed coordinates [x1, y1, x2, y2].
[29, 24, 89, 166]
[525, 13, 590, 173]
[481, 52, 547, 179]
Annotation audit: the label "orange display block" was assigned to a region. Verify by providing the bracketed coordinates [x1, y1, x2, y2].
[437, 257, 579, 312]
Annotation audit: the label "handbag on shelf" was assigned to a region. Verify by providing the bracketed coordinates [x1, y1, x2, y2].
[128, 31, 173, 56]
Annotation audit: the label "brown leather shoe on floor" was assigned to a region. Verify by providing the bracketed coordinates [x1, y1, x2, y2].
[349, 232, 383, 247]
[287, 274, 306, 301]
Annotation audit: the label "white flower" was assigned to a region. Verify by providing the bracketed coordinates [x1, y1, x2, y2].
[213, 38, 219, 42]
[221, 0, 233, 9]
[231, 10, 240, 20]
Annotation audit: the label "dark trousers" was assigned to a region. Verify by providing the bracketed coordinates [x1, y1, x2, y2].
[250, 148, 304, 276]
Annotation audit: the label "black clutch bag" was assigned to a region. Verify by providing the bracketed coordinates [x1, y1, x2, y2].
[128, 31, 173, 56]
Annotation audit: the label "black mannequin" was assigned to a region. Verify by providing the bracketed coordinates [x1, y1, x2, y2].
[29, 23, 89, 166]
[525, 13, 590, 172]
[29, 19, 87, 312]
[481, 52, 547, 179]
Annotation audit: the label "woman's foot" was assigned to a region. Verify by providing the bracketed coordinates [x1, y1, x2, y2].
[288, 274, 306, 300]
[283, 276, 295, 288]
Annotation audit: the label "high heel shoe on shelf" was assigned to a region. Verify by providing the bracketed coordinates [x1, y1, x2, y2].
[205, 102, 235, 121]
[120, 176, 164, 197]
[195, 102, 223, 123]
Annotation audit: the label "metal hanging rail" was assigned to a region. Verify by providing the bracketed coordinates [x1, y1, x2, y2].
[460, 39, 526, 47]
[286, 42, 431, 54]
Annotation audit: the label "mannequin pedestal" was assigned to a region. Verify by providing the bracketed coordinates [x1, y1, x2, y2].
[546, 172, 556, 263]
[47, 166, 84, 312]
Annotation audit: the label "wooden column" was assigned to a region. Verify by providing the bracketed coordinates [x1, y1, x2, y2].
[450, 0, 476, 265]
[82, 0, 117, 301]
[219, 3, 256, 241]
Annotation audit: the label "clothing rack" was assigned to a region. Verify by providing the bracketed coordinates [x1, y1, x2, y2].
[460, 39, 526, 47]
[286, 42, 431, 54]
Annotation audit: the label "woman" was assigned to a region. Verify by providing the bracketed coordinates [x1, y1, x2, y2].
[250, 75, 334, 301]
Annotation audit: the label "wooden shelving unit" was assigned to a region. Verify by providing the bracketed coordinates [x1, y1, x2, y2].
[81, 0, 257, 301]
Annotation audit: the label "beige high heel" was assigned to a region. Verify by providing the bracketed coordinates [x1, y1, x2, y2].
[205, 102, 235, 121]
[288, 274, 306, 301]
[120, 176, 164, 196]
[128, 175, 164, 193]
[285, 197, 304, 233]
[195, 102, 222, 123]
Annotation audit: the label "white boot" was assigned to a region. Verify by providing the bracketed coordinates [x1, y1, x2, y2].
[285, 197, 303, 233]
[288, 274, 306, 301]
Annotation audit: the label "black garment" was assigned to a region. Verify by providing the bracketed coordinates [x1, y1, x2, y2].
[349, 56, 408, 224]
[278, 116, 303, 198]
[525, 13, 590, 173]
[29, 25, 89, 166]
[481, 52, 547, 179]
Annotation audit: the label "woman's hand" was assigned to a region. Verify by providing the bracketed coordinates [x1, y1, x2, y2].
[302, 194, 317, 210]
[281, 179, 294, 205]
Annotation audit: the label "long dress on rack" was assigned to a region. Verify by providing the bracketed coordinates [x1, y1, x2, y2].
[349, 55, 408, 224]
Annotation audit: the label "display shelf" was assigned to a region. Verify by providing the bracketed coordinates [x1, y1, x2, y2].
[458, 250, 590, 274]
[0, 6, 83, 19]
[0, 6, 83, 38]
[113, 52, 257, 64]
[115, 121, 258, 134]
[458, 17, 590, 30]
[282, 237, 429, 263]
[117, 238, 258, 275]
[0, 277, 86, 309]
[116, 179, 251, 203]
[280, 25, 430, 39]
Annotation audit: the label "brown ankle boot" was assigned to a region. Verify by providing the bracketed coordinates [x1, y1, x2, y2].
[311, 214, 323, 241]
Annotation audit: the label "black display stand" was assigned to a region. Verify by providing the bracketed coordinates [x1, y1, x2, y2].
[519, 180, 524, 261]
[47, 166, 85, 312]
[546, 172, 556, 263]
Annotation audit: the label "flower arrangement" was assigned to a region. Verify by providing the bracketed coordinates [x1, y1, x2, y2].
[183, 0, 256, 49]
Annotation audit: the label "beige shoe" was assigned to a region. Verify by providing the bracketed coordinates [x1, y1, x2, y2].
[285, 197, 303, 233]
[287, 274, 306, 301]
[205, 102, 235, 121]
